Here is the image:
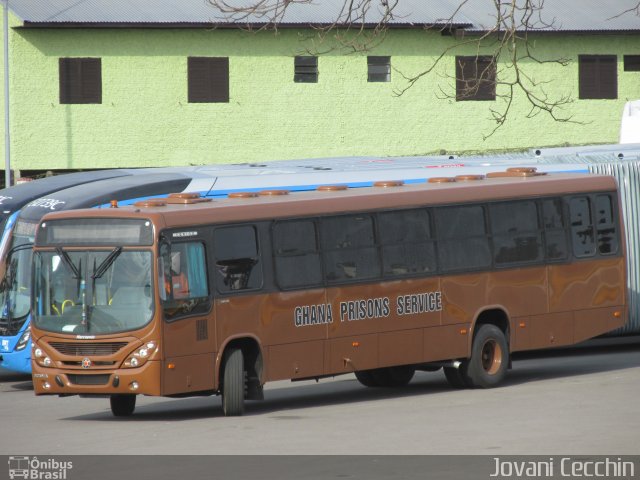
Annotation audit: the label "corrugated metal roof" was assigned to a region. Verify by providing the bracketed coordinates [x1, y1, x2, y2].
[459, 0, 640, 32]
[8, 0, 470, 27]
[7, 0, 640, 30]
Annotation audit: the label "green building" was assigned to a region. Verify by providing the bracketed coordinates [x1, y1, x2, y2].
[1, 0, 640, 177]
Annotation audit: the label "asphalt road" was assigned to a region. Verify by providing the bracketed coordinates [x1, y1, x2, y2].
[1, 337, 639, 459]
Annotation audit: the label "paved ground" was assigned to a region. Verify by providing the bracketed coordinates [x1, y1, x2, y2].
[1, 337, 639, 457]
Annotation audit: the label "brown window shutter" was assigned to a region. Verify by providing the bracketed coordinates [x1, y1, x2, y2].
[81, 58, 102, 103]
[59, 58, 102, 104]
[456, 56, 495, 101]
[624, 55, 640, 72]
[188, 57, 229, 103]
[475, 57, 496, 100]
[294, 56, 318, 83]
[208, 57, 229, 103]
[579, 55, 617, 99]
[598, 56, 617, 99]
[367, 56, 391, 82]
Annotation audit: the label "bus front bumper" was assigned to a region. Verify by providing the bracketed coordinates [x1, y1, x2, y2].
[32, 361, 162, 396]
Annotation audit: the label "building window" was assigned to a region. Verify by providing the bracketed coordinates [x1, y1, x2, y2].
[59, 58, 102, 104]
[367, 56, 391, 82]
[579, 55, 617, 99]
[624, 55, 640, 72]
[294, 56, 318, 83]
[188, 57, 229, 103]
[455, 56, 496, 101]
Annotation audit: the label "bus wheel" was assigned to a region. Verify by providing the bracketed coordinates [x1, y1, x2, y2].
[443, 364, 470, 389]
[355, 370, 379, 387]
[465, 324, 509, 388]
[222, 348, 246, 416]
[110, 394, 136, 417]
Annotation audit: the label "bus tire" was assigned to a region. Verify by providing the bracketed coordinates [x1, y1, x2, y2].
[355, 370, 379, 388]
[222, 348, 246, 416]
[110, 394, 136, 417]
[465, 324, 509, 388]
[443, 364, 471, 389]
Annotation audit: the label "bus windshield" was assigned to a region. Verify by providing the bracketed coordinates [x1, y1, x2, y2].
[33, 250, 153, 334]
[0, 234, 34, 335]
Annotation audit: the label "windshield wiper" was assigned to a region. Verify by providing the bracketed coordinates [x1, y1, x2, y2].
[91, 247, 122, 280]
[55, 247, 81, 279]
[55, 247, 90, 330]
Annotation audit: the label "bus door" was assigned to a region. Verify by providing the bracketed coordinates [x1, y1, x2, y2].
[159, 236, 215, 395]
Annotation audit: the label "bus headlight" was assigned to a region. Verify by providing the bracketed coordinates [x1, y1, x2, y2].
[15, 328, 31, 351]
[123, 341, 158, 368]
[32, 342, 53, 368]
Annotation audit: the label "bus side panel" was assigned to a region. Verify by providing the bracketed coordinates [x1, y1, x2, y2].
[487, 267, 548, 318]
[422, 324, 469, 363]
[573, 306, 626, 344]
[162, 313, 217, 395]
[528, 311, 574, 350]
[216, 291, 328, 383]
[162, 353, 216, 395]
[379, 329, 423, 366]
[328, 333, 379, 374]
[548, 257, 625, 312]
[511, 257, 626, 352]
[326, 279, 441, 373]
[440, 273, 487, 326]
[267, 340, 325, 381]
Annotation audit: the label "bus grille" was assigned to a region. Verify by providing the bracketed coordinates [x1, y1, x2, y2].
[48, 342, 128, 356]
[67, 374, 111, 385]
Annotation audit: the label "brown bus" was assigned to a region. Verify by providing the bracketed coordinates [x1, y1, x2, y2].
[29, 169, 627, 416]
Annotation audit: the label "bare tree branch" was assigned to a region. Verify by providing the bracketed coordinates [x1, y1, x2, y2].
[206, 0, 596, 137]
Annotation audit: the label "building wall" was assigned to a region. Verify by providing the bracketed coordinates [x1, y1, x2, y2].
[3, 24, 640, 170]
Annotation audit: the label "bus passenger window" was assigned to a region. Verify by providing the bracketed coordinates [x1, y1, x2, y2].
[569, 197, 596, 257]
[435, 205, 491, 272]
[214, 226, 263, 292]
[321, 215, 380, 283]
[378, 209, 436, 277]
[489, 201, 543, 266]
[542, 198, 568, 261]
[273, 220, 322, 289]
[595, 194, 618, 255]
